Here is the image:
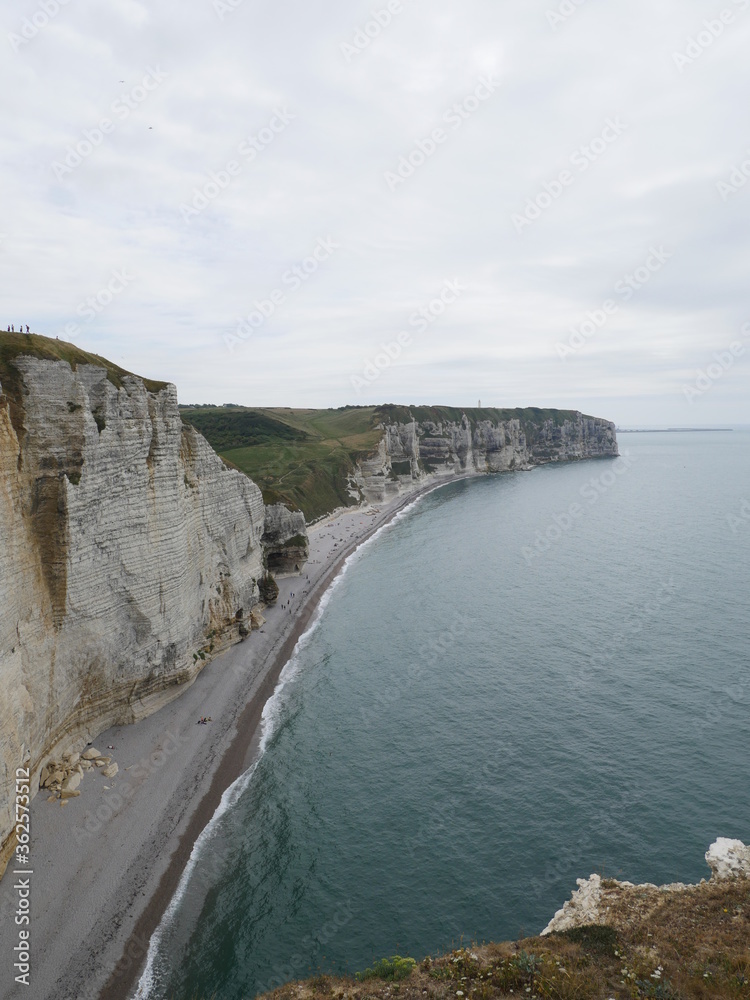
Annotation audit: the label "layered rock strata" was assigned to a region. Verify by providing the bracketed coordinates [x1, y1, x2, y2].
[263, 504, 309, 577]
[355, 411, 619, 503]
[0, 356, 306, 874]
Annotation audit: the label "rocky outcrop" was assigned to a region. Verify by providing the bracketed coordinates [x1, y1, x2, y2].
[0, 353, 306, 875]
[38, 747, 118, 802]
[355, 409, 618, 504]
[263, 503, 309, 577]
[705, 837, 750, 879]
[541, 838, 750, 935]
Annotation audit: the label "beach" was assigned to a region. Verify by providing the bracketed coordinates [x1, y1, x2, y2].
[0, 476, 466, 1000]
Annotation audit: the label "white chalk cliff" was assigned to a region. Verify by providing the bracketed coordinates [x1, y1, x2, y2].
[0, 354, 306, 873]
[355, 410, 619, 503]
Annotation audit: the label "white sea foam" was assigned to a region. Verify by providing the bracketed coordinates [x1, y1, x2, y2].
[134, 489, 432, 998]
[134, 617, 321, 997]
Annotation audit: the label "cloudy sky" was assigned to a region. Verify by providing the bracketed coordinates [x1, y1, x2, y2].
[2, 0, 750, 425]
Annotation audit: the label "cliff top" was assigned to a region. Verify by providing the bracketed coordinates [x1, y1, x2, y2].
[0, 331, 169, 403]
[255, 875, 749, 1000]
[375, 404, 600, 427]
[180, 405, 383, 519]
[180, 404, 615, 520]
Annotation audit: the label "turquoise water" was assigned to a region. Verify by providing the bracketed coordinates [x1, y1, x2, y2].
[140, 431, 750, 1000]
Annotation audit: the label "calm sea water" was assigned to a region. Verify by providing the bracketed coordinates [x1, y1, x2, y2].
[139, 431, 750, 1000]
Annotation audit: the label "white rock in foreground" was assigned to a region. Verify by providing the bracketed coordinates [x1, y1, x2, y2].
[541, 838, 749, 936]
[705, 837, 750, 879]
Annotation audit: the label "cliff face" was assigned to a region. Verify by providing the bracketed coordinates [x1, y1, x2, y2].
[263, 503, 309, 577]
[355, 410, 618, 503]
[0, 355, 306, 873]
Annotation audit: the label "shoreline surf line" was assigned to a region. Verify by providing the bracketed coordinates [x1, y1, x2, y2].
[100, 473, 477, 1000]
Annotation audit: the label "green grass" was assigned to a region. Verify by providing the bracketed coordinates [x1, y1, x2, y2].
[0, 330, 607, 524]
[180, 408, 309, 451]
[0, 331, 168, 404]
[182, 406, 383, 521]
[256, 877, 750, 1000]
[178, 403, 608, 522]
[356, 956, 417, 982]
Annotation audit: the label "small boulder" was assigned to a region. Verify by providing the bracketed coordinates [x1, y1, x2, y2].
[62, 771, 82, 792]
[60, 789, 80, 800]
[706, 839, 750, 880]
[82, 748, 102, 760]
[101, 763, 119, 779]
[63, 751, 80, 767]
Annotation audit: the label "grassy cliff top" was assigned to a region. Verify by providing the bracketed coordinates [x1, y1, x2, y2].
[180, 406, 384, 520]
[374, 404, 596, 427]
[0, 332, 169, 402]
[254, 877, 750, 1000]
[179, 404, 612, 520]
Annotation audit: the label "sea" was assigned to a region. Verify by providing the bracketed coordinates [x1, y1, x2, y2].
[136, 429, 750, 1000]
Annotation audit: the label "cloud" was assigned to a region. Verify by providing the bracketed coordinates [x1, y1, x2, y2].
[1, 0, 749, 425]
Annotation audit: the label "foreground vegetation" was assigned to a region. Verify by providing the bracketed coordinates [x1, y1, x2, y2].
[255, 879, 750, 1000]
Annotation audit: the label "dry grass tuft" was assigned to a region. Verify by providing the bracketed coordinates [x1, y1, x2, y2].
[256, 879, 750, 1000]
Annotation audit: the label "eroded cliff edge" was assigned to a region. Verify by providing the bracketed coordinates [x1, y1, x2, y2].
[255, 840, 749, 1000]
[355, 406, 619, 505]
[0, 347, 307, 874]
[542, 837, 750, 935]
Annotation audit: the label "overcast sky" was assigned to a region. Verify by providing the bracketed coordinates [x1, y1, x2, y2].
[2, 0, 750, 425]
